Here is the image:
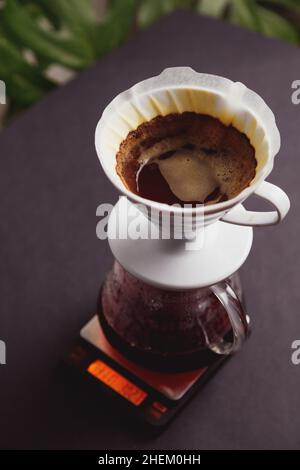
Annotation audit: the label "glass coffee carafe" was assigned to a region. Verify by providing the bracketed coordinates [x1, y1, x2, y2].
[99, 261, 249, 372]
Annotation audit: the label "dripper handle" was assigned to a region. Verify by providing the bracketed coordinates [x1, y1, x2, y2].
[209, 281, 250, 355]
[221, 181, 290, 227]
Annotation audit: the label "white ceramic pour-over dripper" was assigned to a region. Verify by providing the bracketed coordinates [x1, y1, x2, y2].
[95, 67, 290, 290]
[96, 67, 290, 231]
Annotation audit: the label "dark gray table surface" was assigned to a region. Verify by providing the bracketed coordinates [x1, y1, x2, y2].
[0, 11, 299, 450]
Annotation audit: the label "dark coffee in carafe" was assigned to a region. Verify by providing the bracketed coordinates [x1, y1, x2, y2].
[99, 262, 244, 372]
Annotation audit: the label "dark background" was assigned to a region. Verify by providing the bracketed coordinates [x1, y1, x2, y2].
[0, 12, 299, 449]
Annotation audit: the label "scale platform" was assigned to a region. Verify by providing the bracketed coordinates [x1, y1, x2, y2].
[65, 314, 232, 428]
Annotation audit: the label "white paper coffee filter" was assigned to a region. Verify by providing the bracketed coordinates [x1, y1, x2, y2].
[95, 67, 281, 194]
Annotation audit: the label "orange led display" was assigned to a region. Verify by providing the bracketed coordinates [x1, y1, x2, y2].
[87, 359, 147, 406]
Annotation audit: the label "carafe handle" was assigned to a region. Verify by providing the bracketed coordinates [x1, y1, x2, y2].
[209, 281, 250, 355]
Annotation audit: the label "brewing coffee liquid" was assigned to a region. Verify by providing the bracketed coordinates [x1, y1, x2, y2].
[116, 112, 257, 206]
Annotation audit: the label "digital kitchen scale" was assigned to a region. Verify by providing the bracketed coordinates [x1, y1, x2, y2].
[65, 313, 230, 428]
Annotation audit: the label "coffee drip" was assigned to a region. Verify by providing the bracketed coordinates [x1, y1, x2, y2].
[116, 112, 257, 206]
[136, 146, 228, 206]
[95, 67, 290, 372]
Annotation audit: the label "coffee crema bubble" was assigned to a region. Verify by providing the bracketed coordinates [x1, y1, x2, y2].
[116, 112, 257, 206]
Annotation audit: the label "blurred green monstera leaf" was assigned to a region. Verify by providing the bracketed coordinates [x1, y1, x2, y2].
[0, 0, 299, 123]
[198, 0, 300, 43]
[0, 0, 137, 119]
